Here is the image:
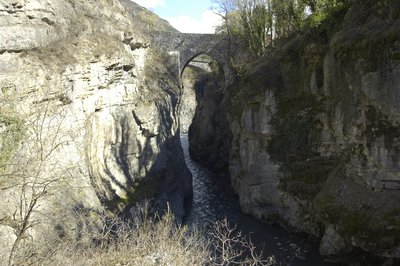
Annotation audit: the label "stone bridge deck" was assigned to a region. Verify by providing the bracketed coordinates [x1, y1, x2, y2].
[145, 31, 233, 84]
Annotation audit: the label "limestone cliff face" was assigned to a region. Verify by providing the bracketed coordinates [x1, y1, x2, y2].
[190, 1, 400, 263]
[188, 68, 232, 175]
[0, 0, 191, 256]
[179, 67, 198, 133]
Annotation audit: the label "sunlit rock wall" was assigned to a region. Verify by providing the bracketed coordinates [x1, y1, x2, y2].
[0, 0, 191, 259]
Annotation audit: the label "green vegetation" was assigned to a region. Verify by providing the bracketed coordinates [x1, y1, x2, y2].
[302, 0, 349, 29]
[266, 89, 339, 198]
[110, 177, 161, 211]
[279, 159, 338, 199]
[365, 105, 400, 152]
[267, 90, 324, 159]
[217, 0, 400, 262]
[315, 187, 400, 252]
[319, 204, 400, 250]
[122, 0, 178, 32]
[137, 10, 176, 32]
[0, 108, 25, 172]
[213, 0, 351, 59]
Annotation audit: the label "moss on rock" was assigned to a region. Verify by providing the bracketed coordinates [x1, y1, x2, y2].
[0, 109, 25, 172]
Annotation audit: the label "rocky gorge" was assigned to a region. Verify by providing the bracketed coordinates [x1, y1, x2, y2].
[188, 0, 400, 264]
[0, 0, 399, 265]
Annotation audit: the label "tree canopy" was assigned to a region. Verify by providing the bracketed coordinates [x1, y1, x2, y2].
[213, 0, 350, 57]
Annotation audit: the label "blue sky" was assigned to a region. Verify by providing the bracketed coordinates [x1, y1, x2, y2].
[132, 0, 221, 33]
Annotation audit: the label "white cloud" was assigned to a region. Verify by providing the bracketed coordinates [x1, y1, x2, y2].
[164, 10, 222, 34]
[132, 0, 165, 9]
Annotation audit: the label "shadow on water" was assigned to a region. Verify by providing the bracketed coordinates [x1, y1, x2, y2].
[180, 134, 333, 266]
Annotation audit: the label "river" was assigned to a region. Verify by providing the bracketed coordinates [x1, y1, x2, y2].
[180, 134, 332, 266]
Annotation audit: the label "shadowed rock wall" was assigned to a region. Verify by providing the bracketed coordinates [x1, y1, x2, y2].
[189, 1, 400, 264]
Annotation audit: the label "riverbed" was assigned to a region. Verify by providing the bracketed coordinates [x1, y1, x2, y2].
[181, 134, 332, 266]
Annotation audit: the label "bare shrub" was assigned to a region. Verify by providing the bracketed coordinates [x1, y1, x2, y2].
[208, 218, 276, 266]
[0, 91, 78, 266]
[4, 204, 277, 266]
[41, 206, 210, 266]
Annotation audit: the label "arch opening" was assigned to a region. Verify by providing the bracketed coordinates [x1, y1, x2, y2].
[180, 53, 225, 79]
[179, 53, 225, 134]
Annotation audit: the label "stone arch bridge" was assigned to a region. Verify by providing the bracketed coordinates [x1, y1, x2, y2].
[146, 31, 233, 85]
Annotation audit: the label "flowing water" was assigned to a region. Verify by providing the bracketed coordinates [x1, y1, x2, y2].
[181, 134, 332, 266]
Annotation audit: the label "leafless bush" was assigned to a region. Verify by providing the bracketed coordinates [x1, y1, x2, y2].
[0, 91, 78, 266]
[42, 205, 210, 266]
[208, 218, 276, 266]
[3, 204, 277, 266]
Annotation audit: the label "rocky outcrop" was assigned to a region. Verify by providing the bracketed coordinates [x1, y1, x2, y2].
[180, 57, 221, 133]
[189, 1, 400, 264]
[188, 67, 232, 175]
[179, 67, 199, 133]
[119, 0, 178, 32]
[0, 0, 191, 259]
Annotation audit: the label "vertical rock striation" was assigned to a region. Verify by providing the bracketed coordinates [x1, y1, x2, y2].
[179, 67, 199, 134]
[0, 0, 191, 257]
[188, 67, 232, 175]
[189, 1, 400, 263]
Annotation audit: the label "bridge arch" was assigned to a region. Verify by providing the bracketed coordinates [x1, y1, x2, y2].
[180, 53, 220, 76]
[146, 31, 234, 86]
[179, 46, 233, 86]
